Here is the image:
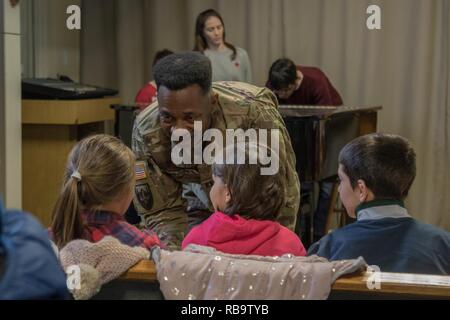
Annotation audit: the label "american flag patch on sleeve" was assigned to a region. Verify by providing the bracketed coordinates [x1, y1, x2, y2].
[135, 161, 147, 180]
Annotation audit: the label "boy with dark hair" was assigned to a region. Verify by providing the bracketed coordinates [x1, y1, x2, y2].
[267, 58, 342, 106]
[308, 133, 450, 275]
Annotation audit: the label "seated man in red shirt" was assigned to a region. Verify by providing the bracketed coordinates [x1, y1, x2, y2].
[266, 58, 342, 106]
[135, 49, 174, 111]
[266, 58, 343, 244]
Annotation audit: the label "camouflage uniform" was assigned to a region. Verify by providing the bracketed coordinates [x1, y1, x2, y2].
[132, 81, 300, 249]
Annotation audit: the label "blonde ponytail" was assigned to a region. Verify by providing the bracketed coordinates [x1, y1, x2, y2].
[51, 174, 83, 248]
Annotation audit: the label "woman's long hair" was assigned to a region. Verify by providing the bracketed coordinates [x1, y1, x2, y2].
[193, 9, 237, 61]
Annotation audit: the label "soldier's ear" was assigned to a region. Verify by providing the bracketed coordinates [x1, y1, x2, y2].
[209, 92, 218, 105]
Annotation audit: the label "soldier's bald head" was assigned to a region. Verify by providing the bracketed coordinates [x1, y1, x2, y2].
[154, 52, 212, 95]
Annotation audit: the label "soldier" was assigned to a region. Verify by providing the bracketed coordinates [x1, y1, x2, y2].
[132, 52, 300, 249]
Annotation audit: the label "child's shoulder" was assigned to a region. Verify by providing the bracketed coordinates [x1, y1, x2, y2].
[410, 219, 450, 242]
[3, 209, 48, 241]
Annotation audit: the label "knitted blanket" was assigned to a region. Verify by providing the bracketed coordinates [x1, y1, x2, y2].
[59, 236, 150, 300]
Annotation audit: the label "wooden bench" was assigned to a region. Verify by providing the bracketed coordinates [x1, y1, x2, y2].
[92, 260, 450, 300]
[329, 269, 450, 299]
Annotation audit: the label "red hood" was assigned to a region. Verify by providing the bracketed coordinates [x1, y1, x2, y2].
[183, 211, 306, 256]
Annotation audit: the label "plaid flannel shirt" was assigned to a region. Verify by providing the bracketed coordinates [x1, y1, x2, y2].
[81, 210, 161, 250]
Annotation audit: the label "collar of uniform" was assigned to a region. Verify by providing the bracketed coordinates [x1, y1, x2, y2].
[356, 199, 409, 221]
[210, 90, 227, 131]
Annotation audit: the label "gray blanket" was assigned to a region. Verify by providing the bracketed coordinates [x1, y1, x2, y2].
[152, 245, 366, 300]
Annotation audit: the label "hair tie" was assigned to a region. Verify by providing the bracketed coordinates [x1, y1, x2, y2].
[71, 170, 82, 181]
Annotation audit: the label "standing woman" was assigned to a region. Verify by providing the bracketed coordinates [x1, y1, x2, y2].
[194, 9, 252, 83]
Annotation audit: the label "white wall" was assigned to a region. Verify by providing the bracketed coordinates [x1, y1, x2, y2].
[0, 0, 21, 208]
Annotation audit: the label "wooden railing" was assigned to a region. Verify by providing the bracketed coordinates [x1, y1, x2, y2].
[115, 260, 450, 299]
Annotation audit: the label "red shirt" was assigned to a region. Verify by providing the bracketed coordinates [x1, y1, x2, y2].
[182, 211, 306, 257]
[135, 81, 157, 111]
[267, 65, 343, 106]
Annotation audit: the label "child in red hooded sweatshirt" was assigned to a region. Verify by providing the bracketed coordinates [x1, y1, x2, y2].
[182, 142, 306, 256]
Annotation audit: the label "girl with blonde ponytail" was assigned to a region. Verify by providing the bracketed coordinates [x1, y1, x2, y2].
[50, 134, 160, 250]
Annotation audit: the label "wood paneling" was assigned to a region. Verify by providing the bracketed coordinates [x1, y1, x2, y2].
[22, 98, 118, 226]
